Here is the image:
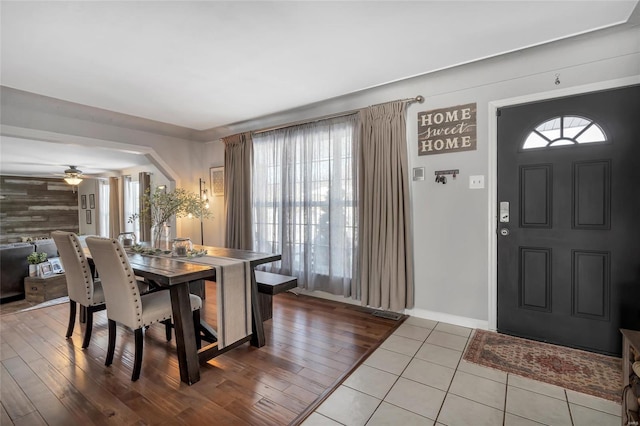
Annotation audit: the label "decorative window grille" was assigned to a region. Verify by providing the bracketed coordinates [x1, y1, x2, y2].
[523, 115, 607, 150]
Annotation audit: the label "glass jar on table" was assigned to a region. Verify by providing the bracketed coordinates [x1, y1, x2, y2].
[172, 238, 193, 257]
[118, 232, 137, 248]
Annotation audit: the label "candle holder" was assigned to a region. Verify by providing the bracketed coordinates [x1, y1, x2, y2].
[172, 238, 193, 257]
[118, 232, 137, 248]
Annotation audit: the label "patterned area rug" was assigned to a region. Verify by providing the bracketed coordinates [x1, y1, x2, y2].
[463, 329, 622, 402]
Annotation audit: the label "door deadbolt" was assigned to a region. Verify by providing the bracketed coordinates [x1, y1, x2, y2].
[499, 201, 509, 223]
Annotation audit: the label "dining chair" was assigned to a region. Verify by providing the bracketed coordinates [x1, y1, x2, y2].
[52, 231, 151, 349]
[85, 236, 202, 381]
[51, 230, 108, 349]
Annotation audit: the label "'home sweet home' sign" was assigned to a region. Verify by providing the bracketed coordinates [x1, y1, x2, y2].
[417, 103, 477, 156]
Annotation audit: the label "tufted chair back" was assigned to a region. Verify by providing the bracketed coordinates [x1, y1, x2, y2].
[85, 236, 144, 329]
[51, 231, 98, 306]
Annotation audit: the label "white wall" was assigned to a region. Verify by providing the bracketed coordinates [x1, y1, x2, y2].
[201, 141, 226, 247]
[404, 24, 639, 327]
[77, 179, 99, 236]
[2, 23, 638, 328]
[203, 24, 640, 328]
[0, 88, 207, 240]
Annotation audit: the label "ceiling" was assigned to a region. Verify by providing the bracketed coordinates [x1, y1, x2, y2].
[0, 136, 150, 178]
[1, 1, 638, 178]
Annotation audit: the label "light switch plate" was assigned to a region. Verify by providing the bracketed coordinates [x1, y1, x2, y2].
[469, 175, 484, 189]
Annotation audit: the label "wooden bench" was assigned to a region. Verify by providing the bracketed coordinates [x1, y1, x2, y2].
[255, 271, 297, 321]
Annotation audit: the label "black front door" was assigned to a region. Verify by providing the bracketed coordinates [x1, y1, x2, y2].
[497, 85, 640, 355]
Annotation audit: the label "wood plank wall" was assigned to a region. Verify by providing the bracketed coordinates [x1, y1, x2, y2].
[0, 176, 79, 243]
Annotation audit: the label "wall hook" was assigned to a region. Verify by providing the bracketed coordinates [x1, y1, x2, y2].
[434, 169, 458, 184]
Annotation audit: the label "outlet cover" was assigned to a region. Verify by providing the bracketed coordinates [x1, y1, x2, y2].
[469, 175, 485, 189]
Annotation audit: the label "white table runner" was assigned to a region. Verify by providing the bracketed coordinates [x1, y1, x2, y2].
[185, 255, 252, 349]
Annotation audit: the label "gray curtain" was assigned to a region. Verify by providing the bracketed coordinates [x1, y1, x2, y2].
[223, 132, 253, 250]
[358, 101, 414, 311]
[108, 177, 121, 238]
[138, 172, 151, 242]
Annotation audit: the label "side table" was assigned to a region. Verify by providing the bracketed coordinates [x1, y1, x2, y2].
[24, 274, 67, 303]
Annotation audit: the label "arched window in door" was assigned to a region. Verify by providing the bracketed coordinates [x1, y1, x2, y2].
[522, 115, 607, 149]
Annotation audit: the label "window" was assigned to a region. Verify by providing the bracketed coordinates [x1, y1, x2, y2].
[98, 180, 109, 237]
[123, 176, 140, 238]
[523, 115, 606, 150]
[252, 115, 358, 295]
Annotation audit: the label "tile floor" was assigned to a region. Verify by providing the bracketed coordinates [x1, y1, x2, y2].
[303, 317, 621, 426]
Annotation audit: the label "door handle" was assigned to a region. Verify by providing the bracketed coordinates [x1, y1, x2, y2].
[500, 228, 510, 236]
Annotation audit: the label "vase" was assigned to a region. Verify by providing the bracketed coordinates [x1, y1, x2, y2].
[29, 264, 37, 277]
[152, 223, 171, 250]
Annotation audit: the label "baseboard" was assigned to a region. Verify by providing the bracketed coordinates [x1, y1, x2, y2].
[0, 292, 26, 305]
[404, 307, 490, 330]
[287, 288, 362, 306]
[289, 290, 491, 330]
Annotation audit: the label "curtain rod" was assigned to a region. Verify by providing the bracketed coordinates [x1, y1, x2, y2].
[253, 95, 424, 135]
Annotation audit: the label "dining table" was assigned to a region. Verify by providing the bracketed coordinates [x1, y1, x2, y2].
[86, 244, 281, 385]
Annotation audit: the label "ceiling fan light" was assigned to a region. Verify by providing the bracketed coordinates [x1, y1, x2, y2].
[64, 176, 83, 185]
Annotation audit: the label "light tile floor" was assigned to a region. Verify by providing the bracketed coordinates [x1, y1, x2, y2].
[303, 317, 621, 426]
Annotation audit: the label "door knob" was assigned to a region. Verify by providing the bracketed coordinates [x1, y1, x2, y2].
[500, 228, 510, 236]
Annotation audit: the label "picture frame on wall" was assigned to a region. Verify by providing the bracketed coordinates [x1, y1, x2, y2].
[38, 261, 53, 277]
[86, 210, 92, 224]
[89, 193, 95, 209]
[210, 166, 224, 196]
[81, 195, 87, 209]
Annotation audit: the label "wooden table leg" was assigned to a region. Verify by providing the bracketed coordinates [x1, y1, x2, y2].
[249, 268, 265, 347]
[169, 283, 200, 385]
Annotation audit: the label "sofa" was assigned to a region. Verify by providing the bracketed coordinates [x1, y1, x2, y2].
[33, 239, 59, 259]
[0, 239, 59, 303]
[0, 242, 35, 303]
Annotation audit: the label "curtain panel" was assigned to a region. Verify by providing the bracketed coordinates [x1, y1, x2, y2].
[223, 132, 253, 250]
[122, 175, 140, 237]
[108, 177, 121, 239]
[252, 115, 359, 296]
[138, 172, 151, 243]
[358, 101, 415, 311]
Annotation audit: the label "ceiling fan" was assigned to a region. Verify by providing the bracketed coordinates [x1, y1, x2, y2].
[63, 166, 84, 185]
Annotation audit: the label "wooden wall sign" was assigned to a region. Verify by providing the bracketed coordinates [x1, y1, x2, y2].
[417, 103, 477, 156]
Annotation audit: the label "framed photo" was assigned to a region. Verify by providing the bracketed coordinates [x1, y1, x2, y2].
[89, 193, 95, 209]
[81, 194, 87, 209]
[38, 261, 53, 277]
[49, 257, 64, 273]
[86, 210, 92, 224]
[210, 166, 224, 196]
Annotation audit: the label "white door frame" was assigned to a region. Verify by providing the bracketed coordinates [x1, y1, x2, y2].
[487, 76, 640, 331]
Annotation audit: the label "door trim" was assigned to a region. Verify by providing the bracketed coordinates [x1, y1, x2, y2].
[487, 75, 640, 331]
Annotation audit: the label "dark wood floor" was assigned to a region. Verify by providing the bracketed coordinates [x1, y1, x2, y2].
[0, 282, 403, 425]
